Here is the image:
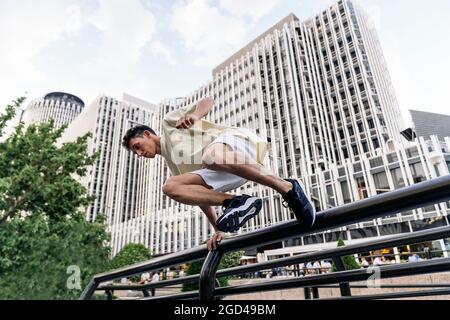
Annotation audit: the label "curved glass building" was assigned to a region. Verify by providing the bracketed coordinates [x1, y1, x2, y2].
[23, 92, 85, 129]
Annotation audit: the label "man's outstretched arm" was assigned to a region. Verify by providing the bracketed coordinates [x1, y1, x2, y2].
[192, 97, 214, 119]
[176, 97, 214, 129]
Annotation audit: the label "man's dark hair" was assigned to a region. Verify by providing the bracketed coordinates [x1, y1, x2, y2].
[122, 125, 157, 150]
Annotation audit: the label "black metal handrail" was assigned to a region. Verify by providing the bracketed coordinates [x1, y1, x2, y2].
[139, 258, 450, 301]
[96, 225, 450, 291]
[80, 174, 450, 300]
[212, 258, 450, 297]
[320, 288, 450, 300]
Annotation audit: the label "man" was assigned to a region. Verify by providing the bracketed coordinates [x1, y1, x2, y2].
[373, 256, 384, 266]
[139, 272, 150, 285]
[122, 97, 316, 251]
[320, 260, 332, 273]
[150, 272, 160, 297]
[408, 253, 422, 263]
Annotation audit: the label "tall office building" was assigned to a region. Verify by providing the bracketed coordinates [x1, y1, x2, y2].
[109, 98, 206, 255]
[410, 110, 450, 142]
[59, 94, 162, 253]
[23, 92, 85, 129]
[104, 0, 450, 256]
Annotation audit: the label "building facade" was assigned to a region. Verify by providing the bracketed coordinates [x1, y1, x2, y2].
[23, 92, 85, 129]
[410, 110, 450, 141]
[60, 0, 450, 257]
[142, 0, 412, 253]
[59, 94, 163, 254]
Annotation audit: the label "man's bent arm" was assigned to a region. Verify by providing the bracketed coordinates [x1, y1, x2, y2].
[199, 205, 220, 232]
[192, 97, 214, 119]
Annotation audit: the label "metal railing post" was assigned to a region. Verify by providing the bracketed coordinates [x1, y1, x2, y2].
[332, 256, 352, 297]
[199, 250, 223, 300]
[312, 287, 320, 299]
[79, 176, 450, 300]
[304, 287, 312, 300]
[79, 280, 99, 300]
[105, 289, 113, 300]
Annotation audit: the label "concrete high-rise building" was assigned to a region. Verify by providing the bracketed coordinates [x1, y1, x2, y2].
[59, 94, 162, 253]
[23, 92, 85, 129]
[410, 110, 450, 142]
[84, 0, 450, 257]
[108, 98, 207, 255]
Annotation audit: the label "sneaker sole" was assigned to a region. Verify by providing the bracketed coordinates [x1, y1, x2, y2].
[217, 197, 262, 232]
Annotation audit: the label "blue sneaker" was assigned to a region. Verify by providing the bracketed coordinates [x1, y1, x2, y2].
[282, 179, 316, 227]
[216, 195, 262, 233]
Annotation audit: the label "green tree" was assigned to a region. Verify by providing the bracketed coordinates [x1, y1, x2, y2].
[331, 238, 360, 271]
[182, 251, 244, 292]
[109, 243, 152, 270]
[0, 215, 110, 299]
[0, 98, 97, 224]
[0, 97, 111, 299]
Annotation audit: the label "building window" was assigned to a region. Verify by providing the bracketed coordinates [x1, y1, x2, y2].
[340, 180, 352, 204]
[390, 167, 405, 189]
[406, 147, 419, 158]
[373, 138, 380, 149]
[326, 185, 336, 207]
[410, 162, 426, 183]
[304, 234, 324, 245]
[356, 176, 368, 199]
[350, 227, 378, 239]
[348, 126, 354, 136]
[352, 144, 359, 155]
[325, 231, 348, 242]
[335, 112, 341, 122]
[434, 164, 442, 177]
[362, 141, 368, 153]
[343, 148, 349, 159]
[357, 122, 364, 132]
[373, 171, 390, 194]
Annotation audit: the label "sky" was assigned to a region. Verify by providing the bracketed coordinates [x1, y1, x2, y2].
[0, 0, 449, 126]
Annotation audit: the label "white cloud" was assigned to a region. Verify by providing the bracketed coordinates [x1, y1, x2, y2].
[0, 0, 165, 110]
[149, 41, 177, 66]
[170, 0, 247, 67]
[219, 0, 281, 21]
[59, 0, 160, 104]
[89, 0, 156, 67]
[0, 0, 84, 109]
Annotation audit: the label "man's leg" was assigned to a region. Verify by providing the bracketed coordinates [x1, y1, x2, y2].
[202, 143, 292, 195]
[162, 173, 234, 207]
[203, 142, 316, 228]
[162, 173, 228, 250]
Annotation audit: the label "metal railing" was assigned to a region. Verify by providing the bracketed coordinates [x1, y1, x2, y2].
[80, 175, 450, 300]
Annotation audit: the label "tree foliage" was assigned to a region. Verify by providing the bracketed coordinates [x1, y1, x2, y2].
[0, 215, 110, 299]
[109, 243, 152, 271]
[182, 250, 244, 292]
[0, 97, 110, 299]
[0, 98, 97, 224]
[331, 238, 361, 272]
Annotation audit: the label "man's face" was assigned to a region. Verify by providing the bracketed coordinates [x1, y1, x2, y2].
[128, 131, 156, 158]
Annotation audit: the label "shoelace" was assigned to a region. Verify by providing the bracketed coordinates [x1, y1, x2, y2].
[282, 198, 293, 212]
[283, 198, 301, 221]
